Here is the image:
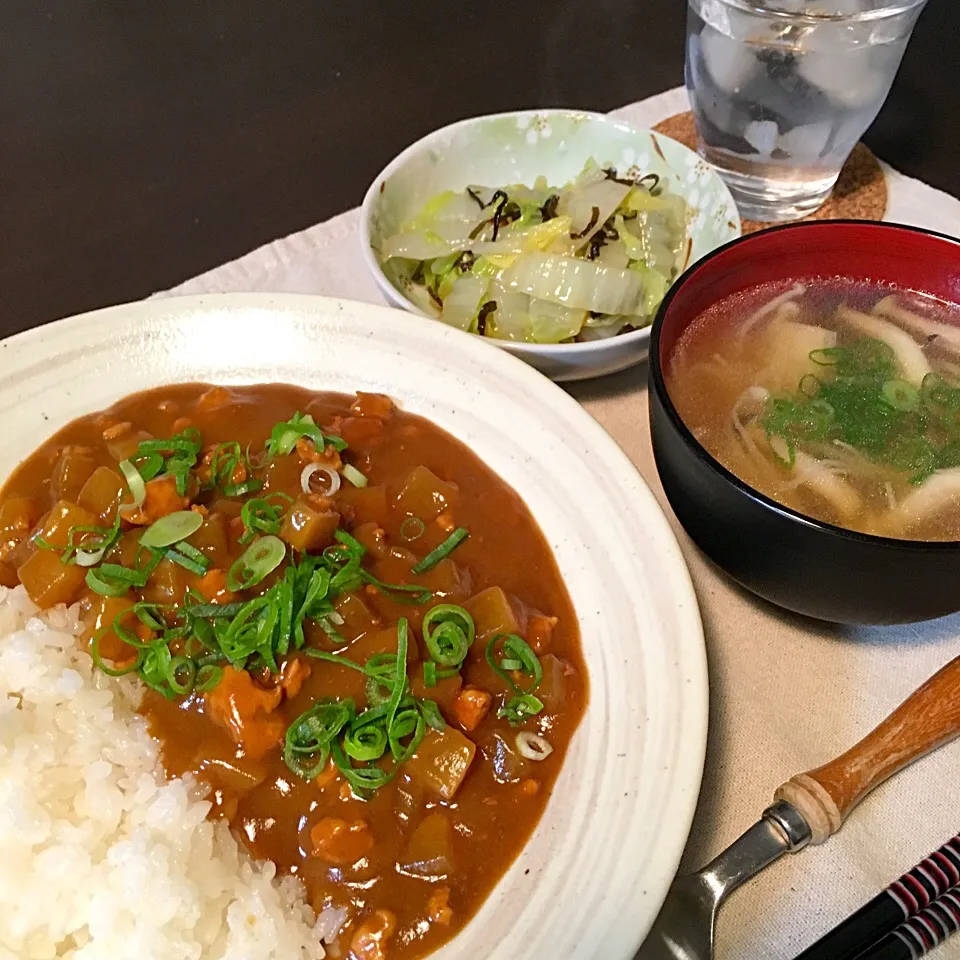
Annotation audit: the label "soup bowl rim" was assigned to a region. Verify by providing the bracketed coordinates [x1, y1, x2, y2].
[649, 218, 960, 553]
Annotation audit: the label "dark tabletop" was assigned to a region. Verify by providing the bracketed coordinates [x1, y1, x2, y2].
[2, 0, 956, 337]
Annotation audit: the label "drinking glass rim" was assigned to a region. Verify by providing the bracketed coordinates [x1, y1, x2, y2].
[702, 0, 927, 23]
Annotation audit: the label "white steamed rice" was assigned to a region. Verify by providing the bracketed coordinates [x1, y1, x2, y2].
[0, 585, 340, 960]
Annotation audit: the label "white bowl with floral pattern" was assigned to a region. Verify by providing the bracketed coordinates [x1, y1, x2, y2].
[360, 109, 740, 382]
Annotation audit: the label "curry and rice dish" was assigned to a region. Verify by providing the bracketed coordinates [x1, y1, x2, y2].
[0, 384, 587, 959]
[666, 282, 960, 540]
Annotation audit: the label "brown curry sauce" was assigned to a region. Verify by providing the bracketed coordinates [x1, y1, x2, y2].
[0, 384, 587, 959]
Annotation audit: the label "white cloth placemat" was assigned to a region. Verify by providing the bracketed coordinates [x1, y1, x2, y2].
[156, 86, 960, 959]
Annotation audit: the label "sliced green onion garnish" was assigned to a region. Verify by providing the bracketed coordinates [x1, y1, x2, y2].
[226, 535, 286, 591]
[175, 541, 208, 565]
[411, 527, 469, 574]
[341, 464, 368, 488]
[85, 562, 149, 597]
[223, 479, 264, 497]
[165, 547, 209, 576]
[239, 493, 293, 544]
[135, 452, 164, 482]
[283, 699, 355, 780]
[418, 698, 446, 732]
[140, 511, 204, 549]
[485, 633, 544, 718]
[304, 648, 367, 673]
[423, 661, 437, 687]
[360, 570, 433, 605]
[195, 664, 224, 692]
[499, 693, 545, 725]
[118, 459, 146, 512]
[400, 517, 425, 541]
[881, 379, 920, 412]
[266, 412, 347, 458]
[422, 604, 474, 667]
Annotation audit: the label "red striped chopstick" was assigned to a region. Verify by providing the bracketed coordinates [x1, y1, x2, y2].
[794, 833, 960, 960]
[854, 889, 960, 959]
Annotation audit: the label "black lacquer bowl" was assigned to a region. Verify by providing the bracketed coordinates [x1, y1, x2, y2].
[648, 221, 960, 625]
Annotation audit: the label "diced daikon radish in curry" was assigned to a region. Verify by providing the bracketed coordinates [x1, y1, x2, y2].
[418, 557, 470, 601]
[347, 623, 420, 664]
[105, 428, 153, 462]
[464, 585, 521, 639]
[0, 496, 41, 555]
[408, 672, 463, 714]
[536, 654, 570, 712]
[352, 520, 390, 559]
[405, 727, 476, 800]
[79, 592, 138, 662]
[398, 812, 454, 878]
[34, 499, 98, 550]
[391, 465, 458, 521]
[51, 450, 98, 502]
[185, 511, 233, 567]
[142, 556, 193, 606]
[337, 484, 388, 526]
[262, 454, 305, 495]
[77, 466, 126, 522]
[279, 493, 340, 553]
[333, 591, 381, 640]
[18, 547, 88, 607]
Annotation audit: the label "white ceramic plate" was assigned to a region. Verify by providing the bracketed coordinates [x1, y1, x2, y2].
[0, 293, 707, 958]
[360, 109, 740, 382]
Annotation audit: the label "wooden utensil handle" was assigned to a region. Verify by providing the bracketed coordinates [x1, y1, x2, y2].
[775, 655, 960, 845]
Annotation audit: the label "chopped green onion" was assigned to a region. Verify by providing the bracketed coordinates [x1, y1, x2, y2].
[239, 493, 293, 544]
[499, 693, 545, 725]
[423, 661, 437, 687]
[304, 648, 367, 673]
[284, 699, 355, 780]
[485, 633, 544, 723]
[265, 412, 347, 458]
[195, 664, 224, 692]
[411, 527, 469, 574]
[140, 511, 204, 549]
[226, 535, 287, 591]
[422, 604, 474, 667]
[135, 452, 164, 482]
[881, 379, 920, 412]
[167, 656, 196, 695]
[360, 570, 433, 605]
[343, 720, 388, 762]
[175, 541, 208, 565]
[118, 459, 146, 512]
[400, 517, 425, 541]
[165, 547, 209, 576]
[85, 562, 149, 597]
[418, 698, 446, 732]
[341, 464, 368, 488]
[223, 479, 264, 497]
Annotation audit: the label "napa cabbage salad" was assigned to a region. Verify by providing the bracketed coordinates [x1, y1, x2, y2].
[377, 160, 689, 344]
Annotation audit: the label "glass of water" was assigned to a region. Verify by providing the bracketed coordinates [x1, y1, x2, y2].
[685, 0, 927, 222]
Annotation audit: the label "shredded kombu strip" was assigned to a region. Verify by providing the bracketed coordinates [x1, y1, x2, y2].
[476, 300, 497, 336]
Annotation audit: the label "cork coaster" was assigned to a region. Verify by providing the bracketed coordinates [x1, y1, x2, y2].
[652, 111, 887, 234]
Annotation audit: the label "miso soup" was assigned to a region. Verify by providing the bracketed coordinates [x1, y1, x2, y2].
[665, 280, 960, 541]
